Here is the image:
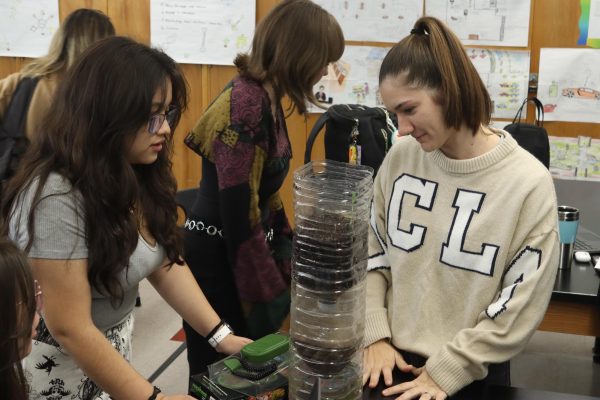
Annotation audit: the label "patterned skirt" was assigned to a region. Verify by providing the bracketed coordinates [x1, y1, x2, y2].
[25, 313, 134, 400]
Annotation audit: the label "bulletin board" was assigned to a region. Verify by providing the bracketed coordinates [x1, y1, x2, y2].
[0, 0, 597, 225]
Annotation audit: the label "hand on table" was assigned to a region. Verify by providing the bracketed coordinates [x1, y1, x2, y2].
[362, 339, 416, 388]
[381, 367, 448, 400]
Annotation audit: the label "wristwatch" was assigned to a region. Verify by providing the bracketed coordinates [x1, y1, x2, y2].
[207, 321, 233, 348]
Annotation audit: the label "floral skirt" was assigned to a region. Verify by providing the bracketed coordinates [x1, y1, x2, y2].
[25, 313, 134, 400]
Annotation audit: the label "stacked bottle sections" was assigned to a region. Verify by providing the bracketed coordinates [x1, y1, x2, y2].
[289, 160, 373, 400]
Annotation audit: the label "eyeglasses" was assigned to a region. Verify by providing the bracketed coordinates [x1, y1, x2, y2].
[34, 280, 43, 315]
[147, 107, 179, 135]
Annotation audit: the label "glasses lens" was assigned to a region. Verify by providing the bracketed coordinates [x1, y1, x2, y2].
[148, 115, 164, 135]
[166, 108, 179, 127]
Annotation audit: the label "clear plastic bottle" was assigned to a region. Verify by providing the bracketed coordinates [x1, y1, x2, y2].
[289, 160, 373, 400]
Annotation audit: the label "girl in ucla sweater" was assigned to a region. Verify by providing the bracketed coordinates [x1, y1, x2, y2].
[363, 16, 559, 400]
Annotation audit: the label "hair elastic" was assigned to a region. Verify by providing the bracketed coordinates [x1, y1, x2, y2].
[410, 27, 427, 35]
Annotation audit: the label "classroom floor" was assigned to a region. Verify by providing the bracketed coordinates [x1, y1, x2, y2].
[131, 280, 600, 397]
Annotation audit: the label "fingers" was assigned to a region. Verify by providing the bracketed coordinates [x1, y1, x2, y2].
[368, 368, 383, 388]
[395, 351, 415, 373]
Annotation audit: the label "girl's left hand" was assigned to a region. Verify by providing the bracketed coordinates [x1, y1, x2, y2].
[215, 334, 253, 355]
[381, 367, 448, 400]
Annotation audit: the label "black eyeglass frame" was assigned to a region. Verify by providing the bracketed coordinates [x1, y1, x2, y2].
[147, 106, 180, 135]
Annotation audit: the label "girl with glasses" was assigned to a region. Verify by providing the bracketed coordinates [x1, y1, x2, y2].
[1, 36, 250, 400]
[182, 0, 344, 378]
[0, 239, 40, 400]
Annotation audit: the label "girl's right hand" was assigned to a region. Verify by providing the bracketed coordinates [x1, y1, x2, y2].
[216, 333, 253, 355]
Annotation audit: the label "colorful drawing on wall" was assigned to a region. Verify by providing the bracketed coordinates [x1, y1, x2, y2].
[0, 0, 58, 57]
[549, 135, 600, 181]
[309, 45, 391, 113]
[150, 0, 255, 65]
[538, 48, 600, 123]
[466, 48, 530, 119]
[313, 0, 423, 42]
[425, 0, 531, 47]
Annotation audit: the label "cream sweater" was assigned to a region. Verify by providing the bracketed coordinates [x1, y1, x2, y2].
[366, 133, 559, 395]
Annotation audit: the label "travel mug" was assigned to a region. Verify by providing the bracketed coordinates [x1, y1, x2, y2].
[557, 206, 579, 270]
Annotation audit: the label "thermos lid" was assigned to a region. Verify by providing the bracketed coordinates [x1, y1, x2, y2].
[558, 205, 579, 221]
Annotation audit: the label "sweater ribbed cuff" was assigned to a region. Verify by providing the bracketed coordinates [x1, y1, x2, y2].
[364, 309, 392, 346]
[426, 348, 477, 396]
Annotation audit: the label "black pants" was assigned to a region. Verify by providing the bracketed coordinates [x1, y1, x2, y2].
[363, 349, 510, 400]
[182, 229, 249, 379]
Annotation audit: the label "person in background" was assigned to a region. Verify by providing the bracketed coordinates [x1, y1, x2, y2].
[0, 239, 41, 400]
[363, 16, 559, 400]
[0, 8, 115, 140]
[1, 36, 250, 400]
[182, 0, 344, 377]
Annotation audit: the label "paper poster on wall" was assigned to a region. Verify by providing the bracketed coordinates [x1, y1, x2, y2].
[150, 0, 255, 65]
[0, 0, 59, 57]
[425, 0, 531, 47]
[537, 48, 600, 123]
[467, 48, 530, 119]
[312, 0, 422, 43]
[549, 135, 600, 181]
[309, 45, 391, 113]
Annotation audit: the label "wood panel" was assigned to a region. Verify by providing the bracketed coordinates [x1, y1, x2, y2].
[59, 0, 107, 17]
[538, 299, 600, 337]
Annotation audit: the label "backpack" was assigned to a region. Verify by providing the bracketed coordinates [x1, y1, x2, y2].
[0, 76, 40, 183]
[503, 97, 550, 169]
[304, 104, 397, 176]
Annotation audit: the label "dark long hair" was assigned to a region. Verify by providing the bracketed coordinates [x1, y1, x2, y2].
[234, 0, 344, 114]
[0, 239, 35, 400]
[1, 36, 188, 302]
[379, 16, 492, 134]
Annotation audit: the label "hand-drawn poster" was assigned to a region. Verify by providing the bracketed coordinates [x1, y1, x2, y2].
[537, 48, 600, 123]
[466, 48, 530, 119]
[0, 0, 59, 57]
[425, 0, 531, 47]
[309, 45, 391, 113]
[150, 0, 255, 65]
[312, 0, 423, 43]
[549, 135, 600, 181]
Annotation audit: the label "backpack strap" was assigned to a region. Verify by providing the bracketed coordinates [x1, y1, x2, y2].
[304, 111, 331, 164]
[3, 76, 40, 138]
[512, 96, 544, 127]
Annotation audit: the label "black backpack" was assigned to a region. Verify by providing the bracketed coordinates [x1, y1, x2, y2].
[0, 76, 40, 184]
[503, 97, 550, 169]
[304, 104, 397, 176]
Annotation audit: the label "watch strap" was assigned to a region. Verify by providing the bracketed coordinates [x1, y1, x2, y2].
[208, 322, 233, 348]
[148, 385, 161, 400]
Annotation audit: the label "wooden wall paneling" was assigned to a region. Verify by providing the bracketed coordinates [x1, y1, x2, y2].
[208, 65, 238, 101]
[107, 0, 150, 43]
[59, 0, 108, 19]
[257, 0, 279, 20]
[530, 0, 600, 139]
[281, 110, 309, 226]
[0, 58, 22, 80]
[175, 64, 204, 189]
